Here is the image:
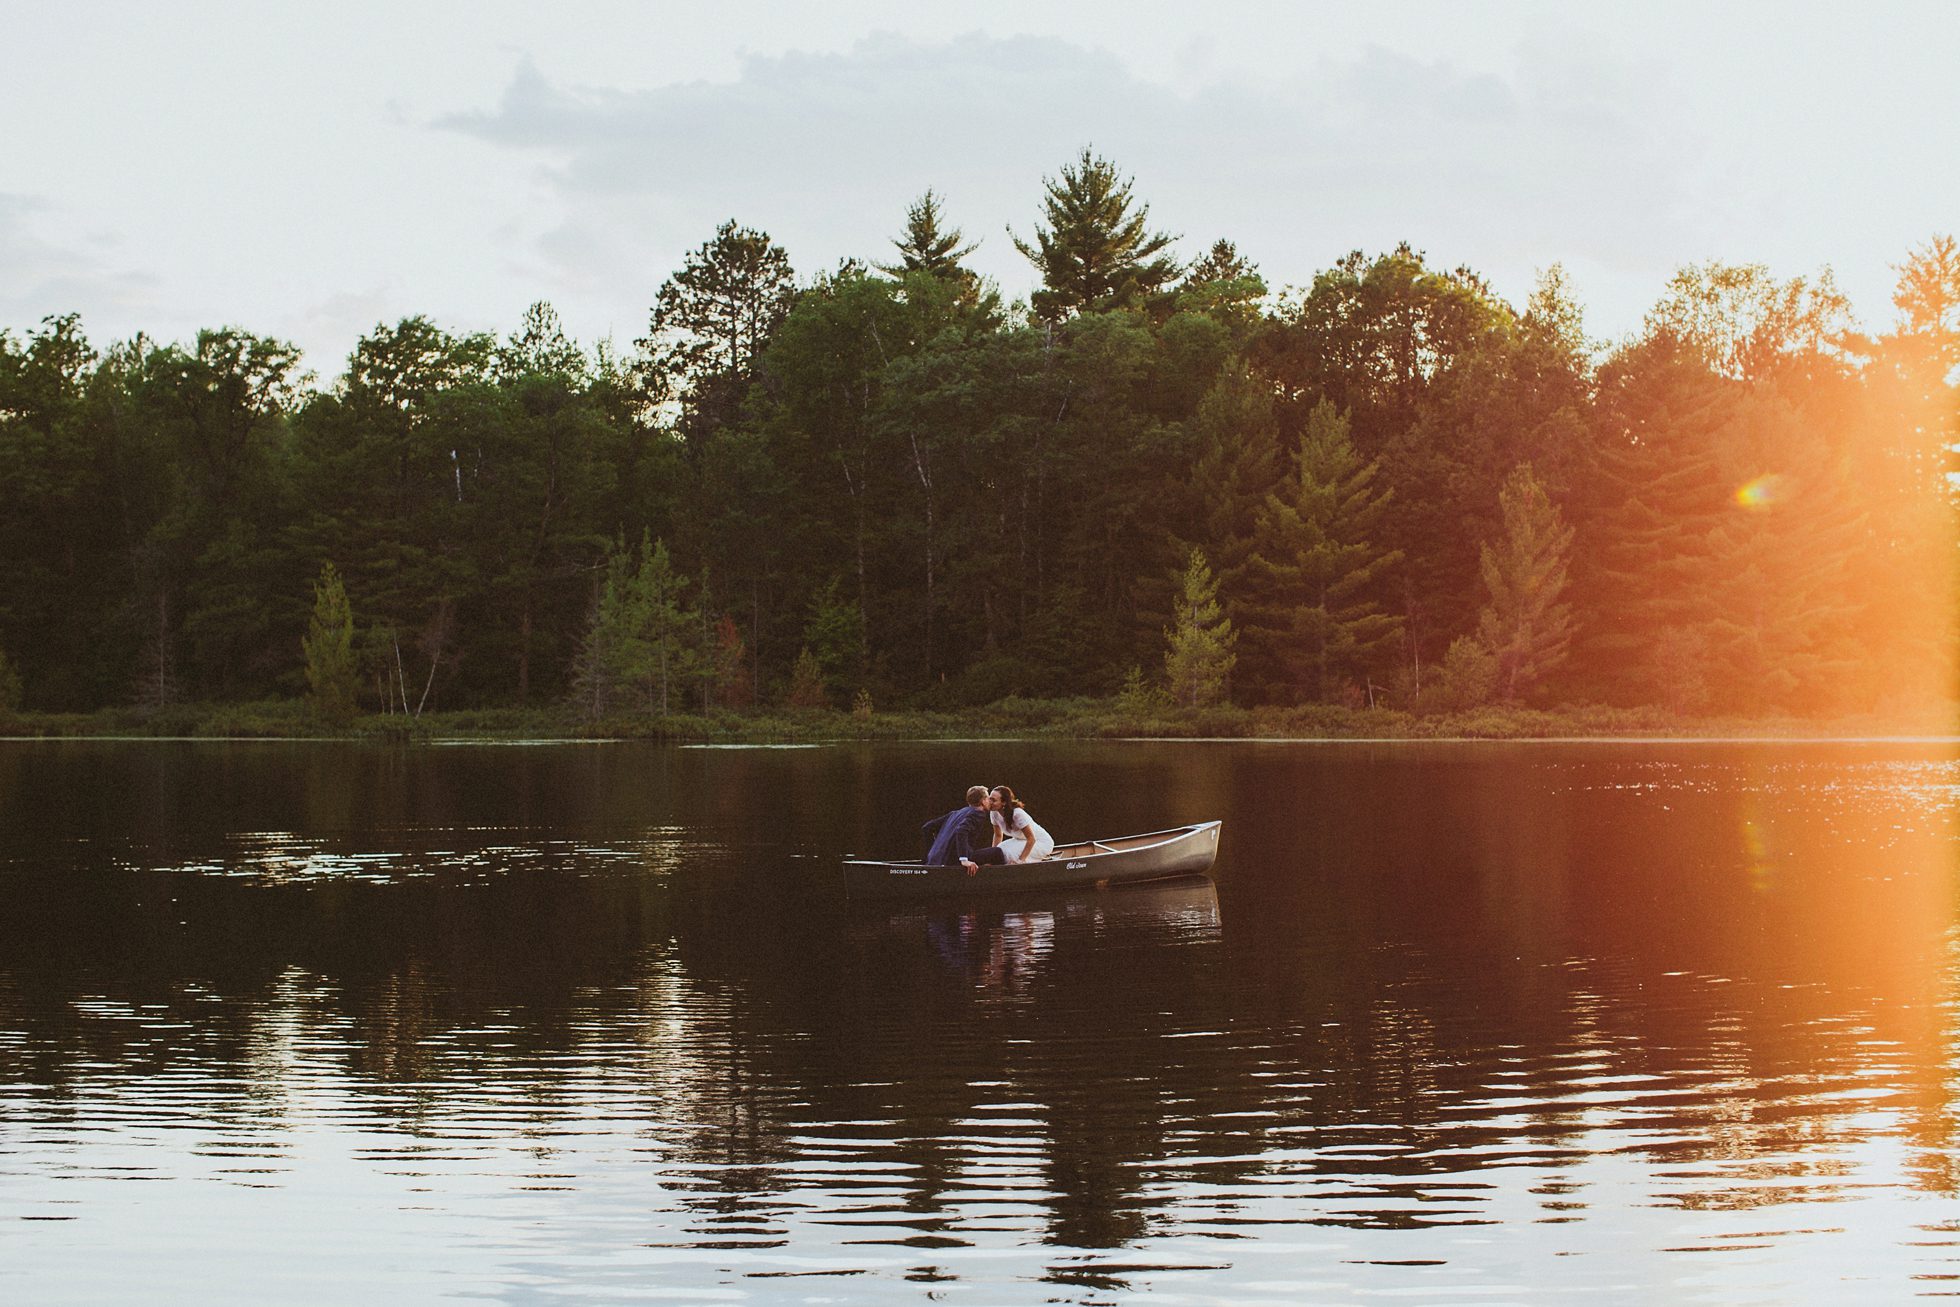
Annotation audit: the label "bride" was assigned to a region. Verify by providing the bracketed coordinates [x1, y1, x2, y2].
[961, 785, 1055, 872]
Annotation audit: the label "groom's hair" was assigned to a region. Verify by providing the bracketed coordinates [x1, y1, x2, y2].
[965, 786, 989, 805]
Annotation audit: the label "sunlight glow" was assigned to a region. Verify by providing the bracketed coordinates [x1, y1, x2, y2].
[1734, 474, 1788, 509]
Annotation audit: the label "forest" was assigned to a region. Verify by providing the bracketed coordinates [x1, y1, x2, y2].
[0, 150, 1955, 730]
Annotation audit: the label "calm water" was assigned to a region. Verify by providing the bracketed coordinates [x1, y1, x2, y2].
[0, 738, 1955, 1304]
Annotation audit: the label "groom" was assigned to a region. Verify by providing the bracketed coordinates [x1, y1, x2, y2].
[921, 785, 992, 866]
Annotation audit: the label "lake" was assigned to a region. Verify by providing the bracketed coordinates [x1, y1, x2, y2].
[0, 738, 1954, 1304]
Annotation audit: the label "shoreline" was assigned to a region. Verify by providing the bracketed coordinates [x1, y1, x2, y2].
[1, 698, 1953, 746]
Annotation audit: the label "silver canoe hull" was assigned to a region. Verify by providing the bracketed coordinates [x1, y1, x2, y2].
[843, 820, 1222, 899]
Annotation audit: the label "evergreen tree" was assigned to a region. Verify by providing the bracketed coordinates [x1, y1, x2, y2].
[572, 541, 636, 720]
[0, 643, 22, 722]
[785, 648, 827, 709]
[1163, 548, 1236, 708]
[1188, 361, 1283, 576]
[497, 300, 585, 381]
[1684, 395, 1868, 714]
[1563, 333, 1734, 703]
[637, 220, 795, 446]
[1474, 464, 1576, 701]
[573, 534, 703, 717]
[630, 535, 701, 715]
[1181, 239, 1260, 290]
[1420, 634, 1499, 714]
[1231, 401, 1403, 701]
[803, 578, 867, 696]
[302, 561, 359, 726]
[1013, 149, 1179, 321]
[1176, 240, 1268, 341]
[878, 189, 979, 282]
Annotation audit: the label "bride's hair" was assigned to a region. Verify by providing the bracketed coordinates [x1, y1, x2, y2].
[991, 785, 1023, 821]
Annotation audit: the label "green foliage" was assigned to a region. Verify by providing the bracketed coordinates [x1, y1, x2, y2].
[1475, 464, 1576, 701]
[0, 210, 1949, 731]
[636, 219, 795, 444]
[301, 562, 359, 727]
[802, 578, 866, 693]
[574, 534, 704, 719]
[1117, 665, 1171, 715]
[878, 190, 982, 301]
[1645, 261, 1853, 381]
[0, 644, 22, 721]
[1013, 149, 1179, 320]
[785, 648, 827, 709]
[1163, 548, 1236, 708]
[1177, 240, 1268, 340]
[1416, 636, 1500, 716]
[1188, 361, 1283, 574]
[710, 615, 755, 709]
[1231, 401, 1403, 702]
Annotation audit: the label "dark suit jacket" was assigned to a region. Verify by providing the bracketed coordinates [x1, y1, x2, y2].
[921, 804, 991, 865]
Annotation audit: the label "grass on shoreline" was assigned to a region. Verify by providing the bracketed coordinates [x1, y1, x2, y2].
[3, 696, 1953, 743]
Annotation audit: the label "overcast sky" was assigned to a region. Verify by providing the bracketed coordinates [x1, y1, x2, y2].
[4, 1, 1955, 373]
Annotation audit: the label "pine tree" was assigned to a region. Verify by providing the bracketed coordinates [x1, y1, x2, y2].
[636, 220, 795, 446]
[630, 535, 700, 716]
[1189, 362, 1283, 576]
[1134, 361, 1281, 644]
[0, 643, 23, 723]
[1181, 239, 1260, 290]
[1013, 148, 1179, 321]
[301, 561, 359, 727]
[1474, 464, 1576, 701]
[878, 189, 979, 281]
[498, 300, 584, 381]
[1163, 548, 1236, 708]
[786, 648, 827, 709]
[572, 540, 635, 720]
[572, 534, 703, 718]
[1231, 401, 1403, 701]
[1176, 240, 1268, 338]
[1565, 334, 1733, 703]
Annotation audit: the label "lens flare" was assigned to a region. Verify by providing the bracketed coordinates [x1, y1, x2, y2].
[1733, 474, 1787, 509]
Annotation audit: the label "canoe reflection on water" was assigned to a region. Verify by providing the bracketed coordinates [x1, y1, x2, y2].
[859, 877, 1222, 992]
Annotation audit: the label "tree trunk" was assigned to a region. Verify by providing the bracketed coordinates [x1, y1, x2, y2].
[517, 601, 532, 705]
[909, 431, 934, 685]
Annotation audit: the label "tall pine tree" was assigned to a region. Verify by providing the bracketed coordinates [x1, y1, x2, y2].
[1231, 401, 1402, 702]
[1013, 149, 1179, 321]
[1474, 464, 1576, 702]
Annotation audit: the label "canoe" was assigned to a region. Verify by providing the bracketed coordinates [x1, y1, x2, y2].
[843, 820, 1222, 899]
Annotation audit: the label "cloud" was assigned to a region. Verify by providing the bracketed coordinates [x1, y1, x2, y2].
[435, 31, 1708, 334]
[0, 193, 160, 334]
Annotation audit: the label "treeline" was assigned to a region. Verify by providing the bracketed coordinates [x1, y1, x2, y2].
[1, 151, 1955, 723]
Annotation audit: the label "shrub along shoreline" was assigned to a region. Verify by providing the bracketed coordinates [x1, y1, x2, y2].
[2, 698, 1952, 743]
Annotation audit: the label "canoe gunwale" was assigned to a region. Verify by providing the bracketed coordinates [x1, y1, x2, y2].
[842, 820, 1221, 899]
[842, 821, 1218, 872]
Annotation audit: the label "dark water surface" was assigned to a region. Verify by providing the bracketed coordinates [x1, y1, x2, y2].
[1, 739, 1955, 1304]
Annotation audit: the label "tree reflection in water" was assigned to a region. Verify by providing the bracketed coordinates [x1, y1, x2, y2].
[0, 739, 1953, 1303]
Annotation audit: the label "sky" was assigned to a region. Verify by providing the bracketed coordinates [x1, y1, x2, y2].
[3, 1, 1956, 374]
